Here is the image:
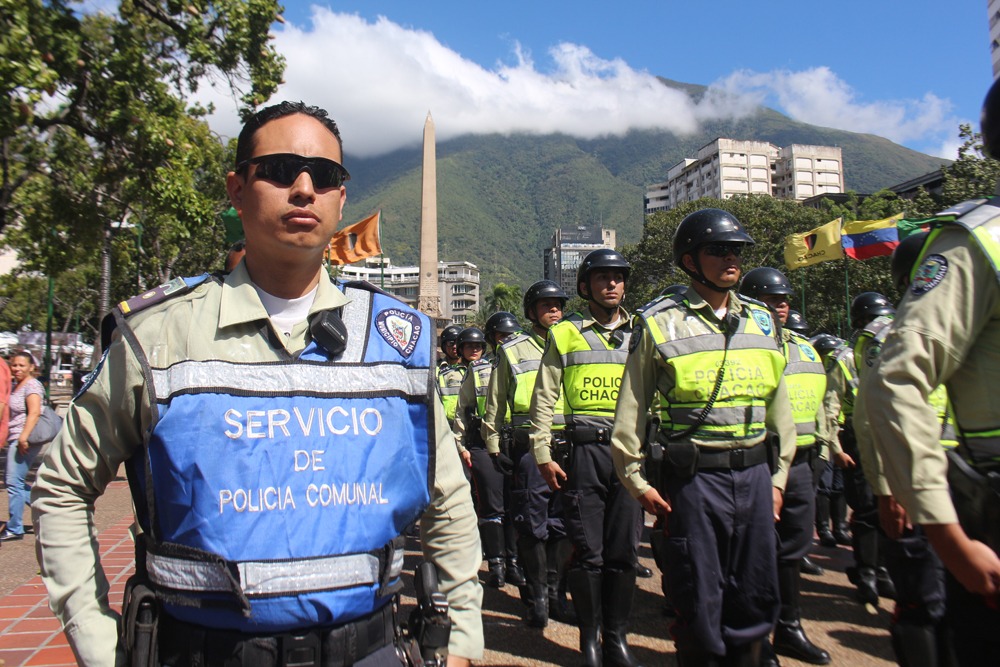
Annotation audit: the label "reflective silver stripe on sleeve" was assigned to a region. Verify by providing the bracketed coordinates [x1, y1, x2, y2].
[147, 552, 381, 596]
[152, 361, 428, 401]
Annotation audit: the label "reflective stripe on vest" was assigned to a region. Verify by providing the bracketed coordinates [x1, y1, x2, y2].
[549, 314, 630, 421]
[437, 365, 465, 421]
[830, 345, 857, 422]
[501, 333, 566, 429]
[642, 298, 785, 441]
[123, 284, 434, 632]
[469, 359, 492, 416]
[784, 333, 826, 446]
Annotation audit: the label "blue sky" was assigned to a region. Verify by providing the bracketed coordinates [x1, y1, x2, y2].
[191, 1, 988, 160]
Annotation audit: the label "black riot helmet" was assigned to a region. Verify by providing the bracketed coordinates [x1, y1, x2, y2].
[673, 208, 755, 292]
[850, 292, 895, 330]
[809, 333, 843, 355]
[439, 324, 463, 353]
[739, 267, 793, 300]
[523, 280, 568, 321]
[982, 77, 1000, 159]
[785, 309, 809, 335]
[576, 248, 631, 299]
[484, 311, 520, 343]
[457, 327, 486, 355]
[890, 232, 929, 291]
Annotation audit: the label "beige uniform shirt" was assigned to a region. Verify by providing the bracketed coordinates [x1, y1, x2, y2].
[853, 323, 894, 495]
[867, 225, 1000, 525]
[30, 264, 484, 666]
[610, 289, 798, 498]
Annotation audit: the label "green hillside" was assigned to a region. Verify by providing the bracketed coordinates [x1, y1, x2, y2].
[342, 81, 948, 289]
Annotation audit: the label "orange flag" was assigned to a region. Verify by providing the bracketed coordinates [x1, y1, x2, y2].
[328, 211, 382, 265]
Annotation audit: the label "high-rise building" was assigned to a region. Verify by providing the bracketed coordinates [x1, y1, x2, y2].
[644, 138, 843, 214]
[543, 226, 617, 296]
[338, 257, 480, 324]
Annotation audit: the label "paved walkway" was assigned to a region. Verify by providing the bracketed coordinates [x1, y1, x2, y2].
[0, 484, 135, 667]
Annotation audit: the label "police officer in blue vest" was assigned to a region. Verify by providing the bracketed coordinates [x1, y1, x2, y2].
[31, 102, 483, 667]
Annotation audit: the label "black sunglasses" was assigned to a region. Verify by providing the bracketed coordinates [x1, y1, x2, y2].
[236, 153, 351, 189]
[702, 243, 744, 258]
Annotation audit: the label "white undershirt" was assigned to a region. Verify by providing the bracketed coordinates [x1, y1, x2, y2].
[252, 284, 318, 337]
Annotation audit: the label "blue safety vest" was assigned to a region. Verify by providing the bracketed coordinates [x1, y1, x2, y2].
[114, 278, 434, 632]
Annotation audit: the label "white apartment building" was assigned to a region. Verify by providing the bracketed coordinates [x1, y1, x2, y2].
[543, 226, 617, 296]
[337, 257, 480, 323]
[644, 138, 844, 214]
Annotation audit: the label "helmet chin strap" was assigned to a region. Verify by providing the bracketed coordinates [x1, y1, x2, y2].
[684, 257, 730, 293]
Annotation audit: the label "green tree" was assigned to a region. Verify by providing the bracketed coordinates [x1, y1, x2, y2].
[0, 0, 285, 340]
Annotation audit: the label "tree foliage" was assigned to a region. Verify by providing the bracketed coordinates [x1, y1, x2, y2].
[0, 0, 285, 342]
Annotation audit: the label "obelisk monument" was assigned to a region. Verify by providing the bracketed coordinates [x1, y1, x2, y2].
[417, 112, 442, 317]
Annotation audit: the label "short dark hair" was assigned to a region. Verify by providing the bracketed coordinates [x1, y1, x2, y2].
[235, 101, 344, 168]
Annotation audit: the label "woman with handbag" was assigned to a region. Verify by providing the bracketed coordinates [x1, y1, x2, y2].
[2, 351, 46, 541]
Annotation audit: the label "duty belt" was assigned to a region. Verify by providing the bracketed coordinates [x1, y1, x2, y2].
[696, 444, 768, 471]
[567, 426, 611, 445]
[158, 602, 397, 667]
[792, 444, 819, 466]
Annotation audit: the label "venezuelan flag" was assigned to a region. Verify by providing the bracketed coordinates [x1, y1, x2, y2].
[841, 214, 903, 260]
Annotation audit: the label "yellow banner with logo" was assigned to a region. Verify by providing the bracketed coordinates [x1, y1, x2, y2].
[784, 218, 844, 269]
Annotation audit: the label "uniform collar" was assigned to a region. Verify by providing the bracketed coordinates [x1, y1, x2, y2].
[219, 261, 350, 329]
[580, 304, 630, 330]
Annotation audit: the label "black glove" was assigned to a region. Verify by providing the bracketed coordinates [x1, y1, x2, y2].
[491, 452, 514, 476]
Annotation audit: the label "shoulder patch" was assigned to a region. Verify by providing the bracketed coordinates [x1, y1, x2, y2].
[628, 324, 643, 353]
[375, 307, 422, 357]
[911, 254, 949, 295]
[751, 308, 773, 336]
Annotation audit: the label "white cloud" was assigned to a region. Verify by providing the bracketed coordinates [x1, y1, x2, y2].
[713, 67, 959, 151]
[199, 11, 958, 160]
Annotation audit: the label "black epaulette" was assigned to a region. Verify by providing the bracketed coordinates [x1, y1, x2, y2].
[100, 274, 215, 350]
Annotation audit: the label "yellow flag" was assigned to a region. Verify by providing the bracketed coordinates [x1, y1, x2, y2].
[784, 218, 844, 269]
[328, 211, 382, 265]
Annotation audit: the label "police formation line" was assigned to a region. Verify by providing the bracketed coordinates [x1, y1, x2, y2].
[26, 88, 1000, 667]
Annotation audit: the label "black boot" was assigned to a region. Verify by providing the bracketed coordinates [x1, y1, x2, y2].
[481, 521, 506, 588]
[815, 495, 836, 548]
[547, 538, 576, 624]
[831, 494, 851, 545]
[891, 621, 945, 667]
[800, 556, 824, 576]
[519, 536, 548, 628]
[760, 638, 780, 667]
[773, 562, 831, 665]
[602, 569, 641, 667]
[723, 641, 762, 667]
[851, 524, 880, 604]
[504, 519, 527, 587]
[568, 568, 603, 667]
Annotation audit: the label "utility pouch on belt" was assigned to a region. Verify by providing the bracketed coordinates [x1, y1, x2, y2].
[663, 437, 699, 480]
[946, 450, 1000, 554]
[121, 574, 158, 667]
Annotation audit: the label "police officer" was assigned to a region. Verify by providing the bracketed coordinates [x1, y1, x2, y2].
[611, 208, 797, 666]
[482, 281, 573, 628]
[530, 249, 643, 667]
[853, 233, 957, 667]
[438, 324, 466, 428]
[808, 333, 851, 549]
[845, 291, 898, 605]
[454, 325, 526, 590]
[30, 102, 483, 666]
[865, 80, 1000, 664]
[740, 267, 831, 666]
